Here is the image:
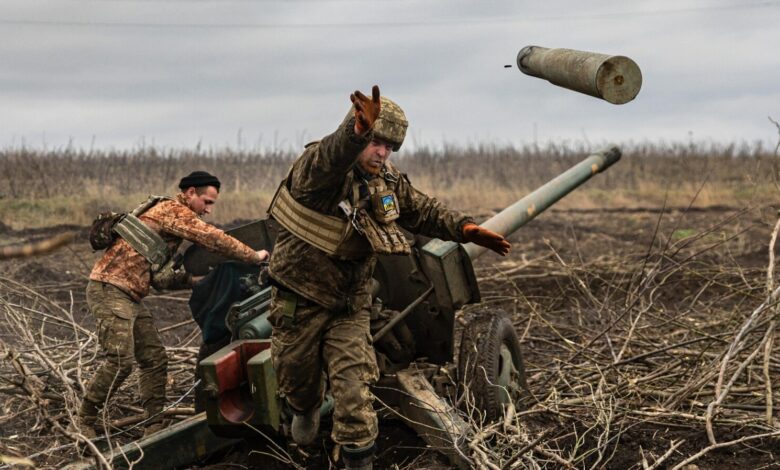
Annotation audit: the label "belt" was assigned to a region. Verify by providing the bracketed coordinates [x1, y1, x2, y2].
[275, 285, 314, 307]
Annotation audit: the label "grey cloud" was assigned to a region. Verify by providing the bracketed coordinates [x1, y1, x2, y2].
[1, 0, 778, 150]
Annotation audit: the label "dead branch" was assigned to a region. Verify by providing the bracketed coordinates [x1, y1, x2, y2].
[670, 430, 780, 470]
[770, 116, 780, 156]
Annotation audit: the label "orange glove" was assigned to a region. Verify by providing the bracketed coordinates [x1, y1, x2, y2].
[462, 223, 511, 256]
[350, 85, 381, 136]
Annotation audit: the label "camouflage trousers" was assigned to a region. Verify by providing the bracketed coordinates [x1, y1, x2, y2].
[80, 281, 168, 425]
[269, 287, 379, 447]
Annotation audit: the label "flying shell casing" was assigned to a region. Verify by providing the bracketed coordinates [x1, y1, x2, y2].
[516, 46, 642, 105]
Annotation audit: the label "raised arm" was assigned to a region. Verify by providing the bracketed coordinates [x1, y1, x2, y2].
[289, 86, 382, 193]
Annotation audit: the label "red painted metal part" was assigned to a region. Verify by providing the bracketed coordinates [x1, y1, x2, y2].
[214, 341, 269, 423]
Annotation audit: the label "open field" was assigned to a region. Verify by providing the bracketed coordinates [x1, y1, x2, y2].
[1, 144, 779, 469]
[1, 141, 778, 229]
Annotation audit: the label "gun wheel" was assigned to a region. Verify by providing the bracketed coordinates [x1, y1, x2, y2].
[457, 311, 528, 422]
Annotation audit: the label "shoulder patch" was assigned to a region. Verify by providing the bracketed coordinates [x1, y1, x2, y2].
[304, 140, 321, 148]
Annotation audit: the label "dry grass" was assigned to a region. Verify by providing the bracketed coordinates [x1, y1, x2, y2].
[392, 206, 780, 469]
[0, 278, 198, 469]
[1, 140, 778, 230]
[464, 229, 778, 469]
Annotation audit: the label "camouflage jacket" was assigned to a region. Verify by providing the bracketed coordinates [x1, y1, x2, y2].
[90, 194, 259, 302]
[268, 117, 473, 312]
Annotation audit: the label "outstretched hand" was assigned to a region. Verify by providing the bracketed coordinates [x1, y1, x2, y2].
[462, 223, 511, 256]
[350, 85, 381, 136]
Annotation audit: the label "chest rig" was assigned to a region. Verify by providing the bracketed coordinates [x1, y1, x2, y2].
[268, 167, 411, 258]
[345, 171, 411, 256]
[110, 196, 175, 272]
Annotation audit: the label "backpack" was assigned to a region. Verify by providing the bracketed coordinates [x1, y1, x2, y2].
[89, 212, 124, 251]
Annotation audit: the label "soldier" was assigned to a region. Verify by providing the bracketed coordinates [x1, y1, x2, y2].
[267, 86, 510, 469]
[78, 171, 269, 438]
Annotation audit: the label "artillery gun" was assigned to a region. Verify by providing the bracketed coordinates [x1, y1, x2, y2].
[64, 147, 620, 470]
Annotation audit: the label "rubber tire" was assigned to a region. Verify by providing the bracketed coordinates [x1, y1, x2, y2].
[458, 311, 527, 422]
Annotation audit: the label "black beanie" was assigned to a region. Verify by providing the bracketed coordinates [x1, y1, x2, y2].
[179, 171, 221, 191]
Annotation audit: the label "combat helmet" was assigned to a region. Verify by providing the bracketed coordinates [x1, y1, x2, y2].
[344, 96, 408, 151]
[373, 97, 408, 151]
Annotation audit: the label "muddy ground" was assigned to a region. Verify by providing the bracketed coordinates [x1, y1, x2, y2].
[1, 205, 779, 469]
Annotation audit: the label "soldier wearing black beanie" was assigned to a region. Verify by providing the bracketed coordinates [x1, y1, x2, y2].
[78, 169, 268, 439]
[179, 171, 221, 192]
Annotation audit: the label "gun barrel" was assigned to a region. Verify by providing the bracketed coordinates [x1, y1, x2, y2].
[463, 146, 621, 261]
[517, 46, 642, 105]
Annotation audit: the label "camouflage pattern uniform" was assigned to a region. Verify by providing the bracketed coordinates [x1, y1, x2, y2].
[81, 194, 260, 427]
[268, 105, 473, 447]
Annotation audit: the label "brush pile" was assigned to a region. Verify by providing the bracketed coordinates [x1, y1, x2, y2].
[1, 207, 778, 469]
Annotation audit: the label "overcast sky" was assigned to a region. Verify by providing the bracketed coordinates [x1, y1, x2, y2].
[1, 0, 779, 152]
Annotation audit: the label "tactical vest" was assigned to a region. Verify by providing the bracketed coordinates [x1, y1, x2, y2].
[113, 196, 174, 272]
[268, 167, 411, 258]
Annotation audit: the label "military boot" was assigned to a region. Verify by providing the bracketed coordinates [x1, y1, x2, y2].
[69, 417, 98, 440]
[290, 405, 320, 446]
[342, 442, 375, 470]
[74, 401, 99, 440]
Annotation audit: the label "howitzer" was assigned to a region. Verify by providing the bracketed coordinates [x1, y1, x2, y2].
[69, 147, 621, 469]
[517, 45, 642, 104]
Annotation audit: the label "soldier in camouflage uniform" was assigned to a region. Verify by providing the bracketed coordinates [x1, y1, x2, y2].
[267, 86, 510, 469]
[79, 172, 269, 439]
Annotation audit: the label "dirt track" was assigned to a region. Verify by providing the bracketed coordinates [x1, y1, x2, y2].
[1, 205, 779, 469]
